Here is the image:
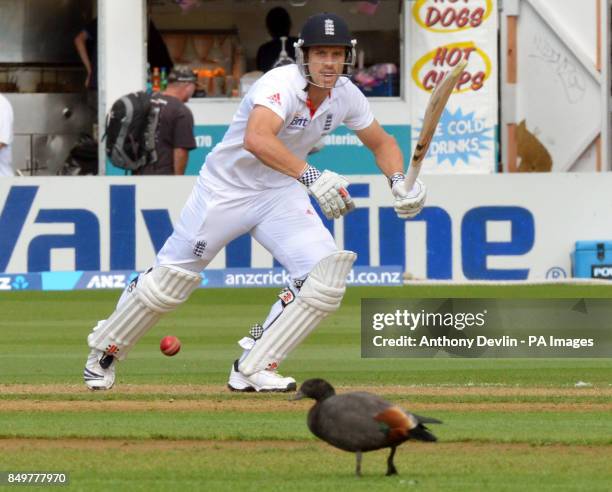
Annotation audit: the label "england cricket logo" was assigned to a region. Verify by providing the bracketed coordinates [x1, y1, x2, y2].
[323, 114, 333, 132]
[324, 19, 335, 35]
[193, 240, 207, 257]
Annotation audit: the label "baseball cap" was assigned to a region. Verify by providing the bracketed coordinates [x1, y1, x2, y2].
[168, 67, 197, 84]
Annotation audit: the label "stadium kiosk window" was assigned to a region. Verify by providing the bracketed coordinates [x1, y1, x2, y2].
[149, 0, 403, 100]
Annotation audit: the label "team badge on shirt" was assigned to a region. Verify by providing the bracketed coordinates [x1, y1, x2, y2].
[267, 93, 282, 106]
[193, 240, 207, 257]
[323, 114, 333, 132]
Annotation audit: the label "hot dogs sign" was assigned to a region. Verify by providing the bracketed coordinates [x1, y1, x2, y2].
[410, 0, 498, 174]
[412, 0, 494, 32]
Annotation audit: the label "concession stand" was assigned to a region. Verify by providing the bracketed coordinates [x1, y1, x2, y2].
[0, 0, 95, 175]
[101, 0, 415, 176]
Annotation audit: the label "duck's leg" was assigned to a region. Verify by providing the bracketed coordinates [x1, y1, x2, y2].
[355, 451, 363, 477]
[386, 446, 398, 476]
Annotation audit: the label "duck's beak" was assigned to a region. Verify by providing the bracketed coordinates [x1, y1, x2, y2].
[290, 390, 304, 401]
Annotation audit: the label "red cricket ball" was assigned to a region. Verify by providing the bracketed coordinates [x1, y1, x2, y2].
[160, 336, 181, 356]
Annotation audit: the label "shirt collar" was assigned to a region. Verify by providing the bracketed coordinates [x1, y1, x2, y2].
[306, 92, 333, 118]
[291, 68, 309, 102]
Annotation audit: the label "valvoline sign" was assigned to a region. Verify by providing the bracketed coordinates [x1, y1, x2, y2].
[0, 176, 542, 280]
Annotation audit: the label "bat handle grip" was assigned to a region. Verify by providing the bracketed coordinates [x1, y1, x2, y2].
[404, 164, 420, 190]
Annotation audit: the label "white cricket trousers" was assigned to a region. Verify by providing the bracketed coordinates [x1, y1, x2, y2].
[156, 176, 338, 278]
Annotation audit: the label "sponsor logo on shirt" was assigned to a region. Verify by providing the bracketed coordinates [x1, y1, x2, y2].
[288, 114, 310, 129]
[267, 93, 281, 106]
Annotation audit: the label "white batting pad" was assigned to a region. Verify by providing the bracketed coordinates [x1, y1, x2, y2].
[239, 250, 356, 375]
[88, 265, 201, 360]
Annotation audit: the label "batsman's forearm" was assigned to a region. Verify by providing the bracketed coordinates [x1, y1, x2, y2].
[244, 133, 307, 178]
[373, 137, 404, 178]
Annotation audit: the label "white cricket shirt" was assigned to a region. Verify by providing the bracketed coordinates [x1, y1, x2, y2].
[200, 64, 374, 191]
[0, 94, 14, 177]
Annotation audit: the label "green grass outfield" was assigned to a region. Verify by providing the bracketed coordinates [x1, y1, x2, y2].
[1, 284, 611, 491]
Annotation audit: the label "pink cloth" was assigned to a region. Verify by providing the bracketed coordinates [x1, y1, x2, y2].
[357, 1, 379, 15]
[175, 0, 199, 12]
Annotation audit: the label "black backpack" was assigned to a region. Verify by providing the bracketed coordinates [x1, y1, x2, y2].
[105, 91, 162, 171]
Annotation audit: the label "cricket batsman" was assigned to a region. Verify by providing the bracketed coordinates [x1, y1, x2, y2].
[83, 12, 426, 392]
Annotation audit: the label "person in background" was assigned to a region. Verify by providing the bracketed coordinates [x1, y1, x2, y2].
[134, 68, 197, 175]
[74, 17, 174, 89]
[0, 93, 15, 177]
[256, 7, 298, 73]
[74, 18, 98, 90]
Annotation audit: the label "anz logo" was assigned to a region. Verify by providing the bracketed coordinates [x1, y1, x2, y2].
[0, 275, 29, 290]
[86, 274, 129, 289]
[288, 114, 310, 129]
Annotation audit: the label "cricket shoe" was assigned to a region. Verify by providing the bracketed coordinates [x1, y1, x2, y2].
[227, 360, 297, 392]
[84, 348, 116, 390]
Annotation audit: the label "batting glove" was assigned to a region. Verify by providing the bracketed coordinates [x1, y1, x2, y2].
[299, 165, 355, 220]
[390, 173, 426, 219]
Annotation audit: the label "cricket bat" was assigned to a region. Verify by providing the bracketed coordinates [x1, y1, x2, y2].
[405, 59, 468, 189]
